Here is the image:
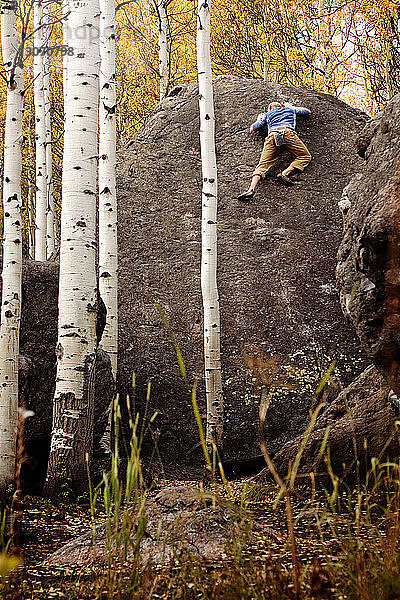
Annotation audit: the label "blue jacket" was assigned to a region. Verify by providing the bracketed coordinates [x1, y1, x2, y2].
[252, 106, 310, 134]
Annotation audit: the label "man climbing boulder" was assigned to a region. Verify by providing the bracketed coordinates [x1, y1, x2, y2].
[238, 101, 312, 200]
[118, 76, 368, 471]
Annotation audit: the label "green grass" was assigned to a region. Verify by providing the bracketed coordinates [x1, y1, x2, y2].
[2, 303, 399, 599]
[3, 450, 400, 599]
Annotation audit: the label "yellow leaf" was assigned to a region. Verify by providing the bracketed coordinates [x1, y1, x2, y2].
[0, 553, 23, 576]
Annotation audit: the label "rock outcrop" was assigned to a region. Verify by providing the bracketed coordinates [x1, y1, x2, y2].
[15, 261, 114, 493]
[276, 94, 400, 482]
[272, 366, 398, 481]
[117, 76, 368, 470]
[46, 486, 277, 567]
[337, 94, 400, 393]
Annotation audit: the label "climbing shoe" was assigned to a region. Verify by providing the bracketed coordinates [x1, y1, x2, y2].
[277, 173, 295, 186]
[237, 190, 255, 201]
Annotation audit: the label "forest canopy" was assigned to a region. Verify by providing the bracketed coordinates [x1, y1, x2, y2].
[0, 0, 398, 235]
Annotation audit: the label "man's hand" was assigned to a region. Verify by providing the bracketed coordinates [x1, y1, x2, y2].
[250, 125, 254, 133]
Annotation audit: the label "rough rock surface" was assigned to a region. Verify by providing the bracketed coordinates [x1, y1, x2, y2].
[14, 261, 114, 493]
[117, 76, 368, 469]
[46, 486, 276, 567]
[337, 94, 400, 392]
[272, 366, 398, 481]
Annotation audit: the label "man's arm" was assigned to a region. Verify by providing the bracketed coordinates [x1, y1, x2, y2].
[251, 112, 268, 133]
[284, 102, 311, 116]
[295, 107, 311, 116]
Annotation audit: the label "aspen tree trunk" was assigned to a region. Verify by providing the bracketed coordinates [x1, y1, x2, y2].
[43, 0, 55, 257]
[34, 0, 47, 261]
[0, 0, 24, 497]
[262, 6, 269, 82]
[45, 122, 55, 258]
[157, 0, 168, 100]
[59, 0, 69, 257]
[196, 0, 223, 452]
[44, 0, 100, 499]
[316, 0, 329, 88]
[384, 46, 395, 102]
[273, 1, 285, 83]
[28, 172, 36, 258]
[62, 0, 68, 103]
[27, 138, 35, 258]
[98, 0, 117, 452]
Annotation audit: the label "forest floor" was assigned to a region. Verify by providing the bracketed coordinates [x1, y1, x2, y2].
[0, 475, 396, 600]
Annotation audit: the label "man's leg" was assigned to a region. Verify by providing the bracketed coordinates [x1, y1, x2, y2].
[282, 166, 297, 177]
[282, 130, 312, 176]
[239, 135, 281, 198]
[248, 174, 261, 192]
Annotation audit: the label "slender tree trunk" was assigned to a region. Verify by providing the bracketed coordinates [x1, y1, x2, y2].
[59, 0, 69, 258]
[43, 0, 55, 258]
[28, 171, 36, 258]
[44, 0, 100, 500]
[45, 122, 55, 258]
[0, 0, 24, 497]
[62, 0, 68, 104]
[98, 0, 117, 452]
[99, 0, 117, 378]
[384, 44, 395, 102]
[157, 0, 168, 100]
[316, 0, 330, 89]
[196, 0, 223, 452]
[34, 0, 47, 261]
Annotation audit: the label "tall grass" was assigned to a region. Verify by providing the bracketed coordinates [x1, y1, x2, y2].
[9, 297, 400, 599]
[81, 313, 262, 598]
[85, 379, 159, 598]
[84, 304, 400, 599]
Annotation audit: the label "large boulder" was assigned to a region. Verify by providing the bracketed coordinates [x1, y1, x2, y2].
[46, 486, 277, 568]
[271, 366, 398, 481]
[337, 94, 400, 393]
[117, 76, 368, 471]
[14, 261, 113, 493]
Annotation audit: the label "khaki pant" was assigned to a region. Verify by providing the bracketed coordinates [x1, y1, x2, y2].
[253, 129, 312, 178]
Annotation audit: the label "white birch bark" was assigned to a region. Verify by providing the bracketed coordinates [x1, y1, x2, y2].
[45, 125, 55, 258]
[43, 0, 55, 258]
[34, 0, 47, 261]
[98, 0, 117, 453]
[196, 0, 223, 451]
[316, 0, 329, 82]
[62, 0, 69, 105]
[60, 0, 69, 257]
[28, 172, 36, 258]
[44, 0, 100, 498]
[0, 0, 24, 494]
[99, 0, 117, 376]
[157, 0, 168, 100]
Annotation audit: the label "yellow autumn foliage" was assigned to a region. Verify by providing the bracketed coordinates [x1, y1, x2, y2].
[0, 552, 22, 576]
[0, 0, 397, 222]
